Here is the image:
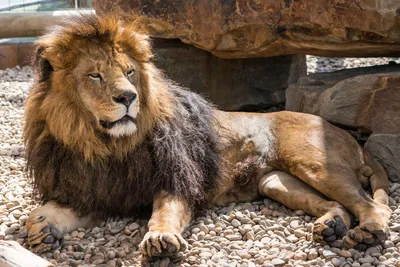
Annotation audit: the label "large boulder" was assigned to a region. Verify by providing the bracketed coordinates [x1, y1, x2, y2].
[286, 64, 400, 134]
[93, 0, 400, 58]
[365, 134, 400, 183]
[152, 39, 306, 111]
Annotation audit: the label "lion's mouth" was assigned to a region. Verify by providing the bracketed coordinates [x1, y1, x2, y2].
[100, 115, 137, 129]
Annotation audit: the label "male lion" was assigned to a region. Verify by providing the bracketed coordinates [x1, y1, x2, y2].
[24, 15, 392, 257]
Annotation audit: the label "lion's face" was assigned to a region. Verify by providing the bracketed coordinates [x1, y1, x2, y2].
[73, 50, 140, 138]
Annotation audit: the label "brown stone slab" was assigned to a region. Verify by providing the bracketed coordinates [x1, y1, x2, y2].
[93, 0, 400, 58]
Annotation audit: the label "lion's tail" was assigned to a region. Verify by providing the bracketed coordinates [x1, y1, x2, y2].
[361, 151, 390, 205]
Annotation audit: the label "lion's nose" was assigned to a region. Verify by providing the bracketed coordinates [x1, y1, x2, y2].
[113, 91, 137, 107]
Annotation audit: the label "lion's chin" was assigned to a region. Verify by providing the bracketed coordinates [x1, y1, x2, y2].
[107, 121, 137, 138]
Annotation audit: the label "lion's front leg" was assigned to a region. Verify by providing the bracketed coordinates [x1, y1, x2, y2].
[26, 201, 94, 254]
[140, 191, 191, 257]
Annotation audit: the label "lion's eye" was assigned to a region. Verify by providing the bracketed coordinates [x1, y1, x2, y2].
[127, 69, 135, 77]
[88, 73, 102, 80]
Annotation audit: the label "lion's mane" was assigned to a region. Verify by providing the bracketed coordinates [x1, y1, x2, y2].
[24, 15, 220, 218]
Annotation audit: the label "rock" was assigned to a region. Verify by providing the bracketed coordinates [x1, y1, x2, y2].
[150, 39, 305, 111]
[359, 256, 374, 264]
[91, 227, 100, 235]
[390, 224, 400, 231]
[294, 251, 307, 260]
[365, 134, 400, 182]
[226, 234, 242, 241]
[199, 251, 212, 258]
[332, 258, 341, 267]
[365, 247, 380, 256]
[107, 251, 116, 259]
[308, 248, 319, 260]
[18, 215, 27, 225]
[231, 219, 241, 227]
[255, 256, 266, 265]
[128, 222, 140, 231]
[191, 227, 201, 234]
[4, 235, 14, 240]
[9, 163, 18, 170]
[77, 232, 85, 238]
[235, 211, 244, 221]
[383, 240, 395, 248]
[73, 252, 84, 260]
[353, 251, 362, 260]
[294, 210, 305, 216]
[5, 227, 16, 235]
[236, 249, 251, 259]
[211, 254, 220, 263]
[199, 224, 209, 234]
[286, 64, 400, 134]
[187, 256, 197, 264]
[131, 233, 142, 245]
[261, 208, 274, 216]
[340, 250, 352, 258]
[271, 258, 285, 266]
[289, 220, 300, 229]
[71, 230, 78, 238]
[245, 231, 255, 241]
[286, 235, 299, 243]
[94, 0, 400, 58]
[323, 250, 337, 258]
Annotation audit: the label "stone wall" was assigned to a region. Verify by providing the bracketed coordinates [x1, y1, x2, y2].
[153, 39, 306, 111]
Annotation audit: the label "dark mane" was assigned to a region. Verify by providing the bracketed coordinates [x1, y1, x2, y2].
[150, 86, 221, 202]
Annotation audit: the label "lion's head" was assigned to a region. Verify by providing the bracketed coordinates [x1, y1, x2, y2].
[25, 15, 174, 160]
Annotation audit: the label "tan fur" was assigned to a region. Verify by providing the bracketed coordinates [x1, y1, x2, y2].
[25, 15, 392, 257]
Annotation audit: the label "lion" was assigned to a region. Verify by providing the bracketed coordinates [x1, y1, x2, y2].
[24, 14, 392, 258]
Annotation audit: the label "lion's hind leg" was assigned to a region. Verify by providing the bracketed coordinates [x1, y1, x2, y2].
[289, 161, 392, 250]
[26, 201, 94, 254]
[258, 171, 352, 244]
[342, 153, 392, 250]
[363, 151, 389, 205]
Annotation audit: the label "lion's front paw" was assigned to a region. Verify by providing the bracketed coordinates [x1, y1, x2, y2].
[26, 214, 63, 254]
[139, 230, 188, 257]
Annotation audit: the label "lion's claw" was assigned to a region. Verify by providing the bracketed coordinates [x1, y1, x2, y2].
[313, 216, 348, 244]
[140, 231, 188, 257]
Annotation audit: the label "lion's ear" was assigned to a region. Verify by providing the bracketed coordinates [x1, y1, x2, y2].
[33, 45, 54, 83]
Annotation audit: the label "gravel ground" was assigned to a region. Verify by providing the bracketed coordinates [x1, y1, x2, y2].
[1, 61, 400, 267]
[306, 56, 400, 74]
